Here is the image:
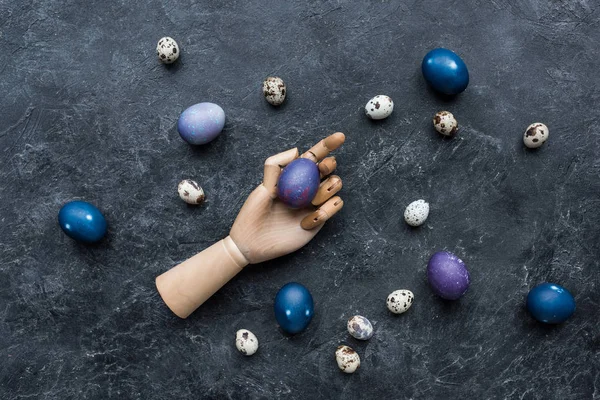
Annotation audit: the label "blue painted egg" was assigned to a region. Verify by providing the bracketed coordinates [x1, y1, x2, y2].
[526, 283, 575, 324]
[421, 48, 469, 95]
[58, 201, 107, 243]
[277, 158, 320, 209]
[177, 102, 225, 145]
[274, 282, 314, 334]
[427, 251, 470, 300]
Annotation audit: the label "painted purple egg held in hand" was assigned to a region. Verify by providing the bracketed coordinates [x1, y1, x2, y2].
[277, 158, 320, 209]
[177, 102, 225, 145]
[427, 251, 470, 300]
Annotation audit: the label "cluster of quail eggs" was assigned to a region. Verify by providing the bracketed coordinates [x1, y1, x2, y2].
[429, 109, 549, 149]
[335, 289, 414, 373]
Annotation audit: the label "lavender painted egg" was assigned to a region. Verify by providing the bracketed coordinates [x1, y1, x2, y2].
[427, 251, 470, 300]
[177, 102, 225, 145]
[277, 158, 320, 209]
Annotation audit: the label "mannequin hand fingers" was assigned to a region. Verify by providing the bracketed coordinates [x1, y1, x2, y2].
[263, 148, 299, 193]
[311, 175, 342, 206]
[318, 156, 337, 178]
[301, 132, 345, 162]
[301, 196, 344, 230]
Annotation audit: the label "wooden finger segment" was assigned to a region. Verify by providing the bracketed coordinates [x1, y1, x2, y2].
[318, 156, 337, 177]
[312, 175, 342, 206]
[301, 196, 344, 230]
[301, 132, 345, 162]
[262, 147, 299, 193]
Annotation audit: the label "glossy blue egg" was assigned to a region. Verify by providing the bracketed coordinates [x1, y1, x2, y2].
[421, 48, 469, 95]
[277, 158, 320, 209]
[58, 201, 107, 243]
[177, 102, 225, 145]
[526, 283, 575, 324]
[274, 282, 314, 334]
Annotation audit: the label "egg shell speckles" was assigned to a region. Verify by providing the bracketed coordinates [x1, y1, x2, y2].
[386, 290, 414, 314]
[263, 77, 286, 106]
[433, 111, 458, 136]
[404, 199, 429, 227]
[523, 123, 549, 148]
[365, 95, 394, 120]
[156, 37, 179, 64]
[427, 251, 471, 300]
[235, 329, 258, 356]
[347, 315, 374, 340]
[177, 102, 225, 145]
[335, 345, 360, 374]
[178, 179, 205, 205]
[276, 158, 320, 209]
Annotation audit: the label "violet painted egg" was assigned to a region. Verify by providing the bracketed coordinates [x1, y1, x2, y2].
[427, 251, 470, 300]
[177, 102, 225, 145]
[277, 158, 320, 209]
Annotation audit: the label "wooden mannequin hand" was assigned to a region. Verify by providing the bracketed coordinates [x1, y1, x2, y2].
[155, 132, 345, 318]
[230, 132, 345, 264]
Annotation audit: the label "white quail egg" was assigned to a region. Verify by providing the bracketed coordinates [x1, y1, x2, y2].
[347, 315, 374, 340]
[404, 199, 429, 227]
[386, 290, 414, 314]
[235, 329, 258, 356]
[157, 37, 179, 64]
[365, 95, 394, 120]
[523, 123, 549, 148]
[433, 111, 458, 136]
[178, 179, 205, 205]
[335, 345, 360, 373]
[263, 77, 286, 106]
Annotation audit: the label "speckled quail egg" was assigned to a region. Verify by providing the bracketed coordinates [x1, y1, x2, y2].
[387, 290, 414, 314]
[365, 95, 394, 120]
[347, 315, 374, 340]
[404, 199, 429, 227]
[433, 111, 458, 136]
[335, 345, 360, 373]
[235, 329, 258, 356]
[523, 123, 549, 148]
[156, 37, 179, 64]
[263, 77, 286, 106]
[178, 179, 205, 205]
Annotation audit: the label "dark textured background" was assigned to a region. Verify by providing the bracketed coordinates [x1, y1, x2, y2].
[1, 1, 599, 399]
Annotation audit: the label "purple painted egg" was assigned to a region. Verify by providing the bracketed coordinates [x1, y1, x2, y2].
[277, 158, 320, 208]
[177, 102, 225, 145]
[427, 251, 470, 300]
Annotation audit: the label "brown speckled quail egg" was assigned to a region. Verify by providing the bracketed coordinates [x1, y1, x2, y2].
[335, 345, 360, 373]
[235, 329, 258, 356]
[178, 179, 205, 205]
[433, 111, 458, 136]
[347, 315, 374, 340]
[523, 123, 549, 148]
[156, 37, 179, 64]
[263, 77, 286, 106]
[365, 95, 394, 120]
[404, 199, 429, 227]
[387, 290, 414, 314]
